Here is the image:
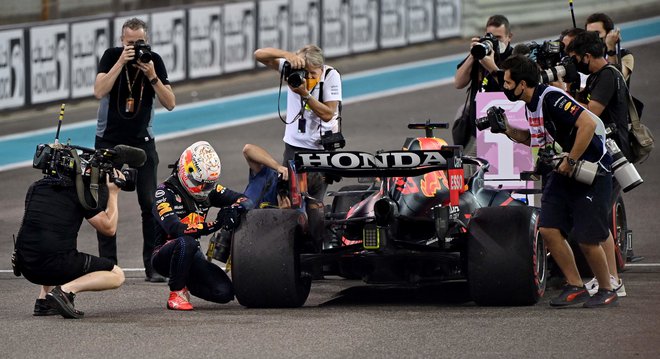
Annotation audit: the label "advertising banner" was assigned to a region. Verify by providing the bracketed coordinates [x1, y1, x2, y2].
[70, 19, 109, 98]
[290, 0, 320, 52]
[0, 29, 26, 110]
[223, 2, 256, 73]
[258, 0, 290, 52]
[188, 6, 223, 79]
[407, 0, 434, 43]
[475, 92, 535, 201]
[322, 0, 351, 57]
[29, 24, 70, 104]
[379, 0, 407, 48]
[349, 0, 378, 53]
[435, 0, 461, 39]
[151, 10, 186, 82]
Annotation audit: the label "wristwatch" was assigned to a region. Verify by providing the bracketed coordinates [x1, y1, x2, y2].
[606, 49, 617, 56]
[566, 157, 577, 167]
[149, 77, 159, 86]
[301, 94, 311, 101]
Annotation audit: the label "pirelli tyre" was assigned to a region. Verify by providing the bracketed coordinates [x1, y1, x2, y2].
[467, 206, 547, 306]
[231, 209, 311, 308]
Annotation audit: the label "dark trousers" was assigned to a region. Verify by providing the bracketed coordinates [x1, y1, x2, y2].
[151, 237, 234, 303]
[95, 137, 159, 273]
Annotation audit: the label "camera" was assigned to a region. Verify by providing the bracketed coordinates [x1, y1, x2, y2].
[524, 40, 563, 70]
[282, 61, 307, 88]
[539, 56, 579, 84]
[132, 40, 152, 64]
[320, 130, 346, 151]
[534, 147, 598, 184]
[33, 143, 143, 191]
[471, 33, 499, 60]
[475, 106, 508, 133]
[606, 138, 643, 192]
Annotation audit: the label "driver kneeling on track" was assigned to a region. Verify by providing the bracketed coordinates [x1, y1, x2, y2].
[497, 55, 617, 308]
[151, 141, 253, 311]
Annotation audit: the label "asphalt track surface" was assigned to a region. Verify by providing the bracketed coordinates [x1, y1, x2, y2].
[2, 8, 660, 359]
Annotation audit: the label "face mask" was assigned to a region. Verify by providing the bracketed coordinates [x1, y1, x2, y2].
[576, 57, 591, 75]
[499, 40, 509, 54]
[503, 82, 522, 102]
[306, 78, 319, 91]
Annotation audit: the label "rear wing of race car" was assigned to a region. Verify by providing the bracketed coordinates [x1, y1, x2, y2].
[294, 147, 463, 178]
[294, 147, 465, 205]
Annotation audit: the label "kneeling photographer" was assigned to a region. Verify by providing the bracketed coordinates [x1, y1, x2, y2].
[12, 142, 145, 318]
[254, 45, 343, 200]
[485, 55, 618, 308]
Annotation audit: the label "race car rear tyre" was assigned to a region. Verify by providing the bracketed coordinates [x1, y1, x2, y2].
[467, 206, 547, 306]
[611, 194, 628, 272]
[232, 209, 311, 308]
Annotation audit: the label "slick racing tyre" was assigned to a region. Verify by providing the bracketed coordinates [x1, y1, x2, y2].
[232, 209, 311, 308]
[467, 206, 547, 306]
[611, 195, 629, 272]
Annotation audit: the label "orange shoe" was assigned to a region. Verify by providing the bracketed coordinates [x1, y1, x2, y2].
[167, 289, 193, 311]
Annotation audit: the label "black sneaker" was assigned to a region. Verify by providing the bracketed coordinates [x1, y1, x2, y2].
[583, 288, 618, 308]
[46, 286, 84, 319]
[33, 298, 59, 316]
[549, 285, 590, 307]
[146, 272, 167, 283]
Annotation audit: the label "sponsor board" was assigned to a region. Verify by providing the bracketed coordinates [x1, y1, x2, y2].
[188, 6, 223, 78]
[29, 24, 70, 104]
[0, 29, 26, 109]
[70, 19, 110, 98]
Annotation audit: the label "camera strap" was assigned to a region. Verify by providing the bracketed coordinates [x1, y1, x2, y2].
[70, 148, 101, 211]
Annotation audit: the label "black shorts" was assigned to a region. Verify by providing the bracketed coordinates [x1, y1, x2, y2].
[539, 171, 612, 244]
[18, 250, 114, 286]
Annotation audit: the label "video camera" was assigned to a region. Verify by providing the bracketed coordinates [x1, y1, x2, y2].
[282, 60, 307, 88]
[131, 39, 152, 64]
[33, 143, 145, 191]
[471, 33, 499, 60]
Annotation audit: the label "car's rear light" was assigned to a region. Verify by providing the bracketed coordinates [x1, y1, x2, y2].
[362, 224, 381, 249]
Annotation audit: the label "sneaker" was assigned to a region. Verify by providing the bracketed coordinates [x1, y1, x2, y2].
[46, 286, 84, 319]
[146, 272, 167, 283]
[584, 288, 618, 308]
[167, 288, 193, 311]
[33, 298, 59, 316]
[549, 285, 590, 307]
[584, 276, 627, 297]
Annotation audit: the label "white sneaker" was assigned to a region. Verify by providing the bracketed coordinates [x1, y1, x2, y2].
[585, 277, 599, 295]
[611, 276, 627, 297]
[584, 275, 627, 297]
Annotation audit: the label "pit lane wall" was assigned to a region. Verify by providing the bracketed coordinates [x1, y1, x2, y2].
[0, 0, 655, 111]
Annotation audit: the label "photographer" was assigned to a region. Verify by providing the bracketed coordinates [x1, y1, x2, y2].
[93, 18, 176, 282]
[14, 163, 126, 319]
[585, 13, 634, 84]
[453, 15, 514, 150]
[496, 55, 617, 308]
[151, 141, 254, 311]
[567, 30, 631, 297]
[254, 45, 342, 200]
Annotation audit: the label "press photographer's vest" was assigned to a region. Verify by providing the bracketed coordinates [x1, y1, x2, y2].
[527, 86, 607, 163]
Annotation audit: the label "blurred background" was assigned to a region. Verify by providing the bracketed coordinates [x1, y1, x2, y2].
[1, 0, 657, 112]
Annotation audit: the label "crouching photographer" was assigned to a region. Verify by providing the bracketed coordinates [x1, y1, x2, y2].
[12, 142, 146, 319]
[254, 45, 343, 200]
[481, 55, 619, 308]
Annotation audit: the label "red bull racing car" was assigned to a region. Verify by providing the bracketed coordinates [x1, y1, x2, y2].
[230, 122, 547, 308]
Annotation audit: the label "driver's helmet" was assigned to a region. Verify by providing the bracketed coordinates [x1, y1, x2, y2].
[177, 141, 222, 201]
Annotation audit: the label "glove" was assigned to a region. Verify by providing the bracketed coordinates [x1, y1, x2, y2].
[216, 206, 242, 231]
[196, 221, 220, 236]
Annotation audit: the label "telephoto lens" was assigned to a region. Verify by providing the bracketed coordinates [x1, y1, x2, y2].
[606, 139, 643, 192]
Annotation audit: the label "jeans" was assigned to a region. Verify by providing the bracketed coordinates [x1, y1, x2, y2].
[95, 137, 159, 273]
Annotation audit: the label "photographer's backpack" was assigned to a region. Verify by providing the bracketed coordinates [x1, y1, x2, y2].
[607, 65, 654, 163]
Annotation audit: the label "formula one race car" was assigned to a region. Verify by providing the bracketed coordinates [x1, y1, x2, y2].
[230, 122, 547, 308]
